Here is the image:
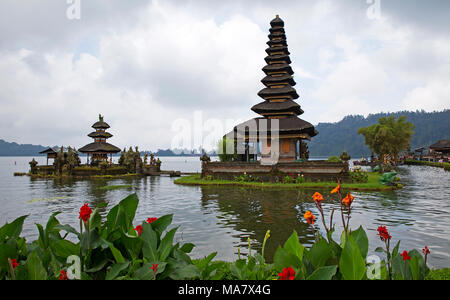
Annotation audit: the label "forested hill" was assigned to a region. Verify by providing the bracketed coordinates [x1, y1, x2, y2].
[308, 110, 450, 157]
[0, 139, 47, 156]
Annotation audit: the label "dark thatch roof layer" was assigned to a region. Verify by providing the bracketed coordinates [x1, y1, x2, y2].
[264, 54, 292, 64]
[262, 63, 294, 75]
[270, 16, 285, 27]
[229, 116, 317, 138]
[251, 100, 304, 115]
[258, 86, 299, 99]
[92, 121, 110, 129]
[261, 74, 296, 86]
[430, 140, 450, 150]
[88, 131, 113, 139]
[267, 39, 288, 47]
[39, 147, 58, 154]
[78, 142, 121, 153]
[265, 46, 290, 56]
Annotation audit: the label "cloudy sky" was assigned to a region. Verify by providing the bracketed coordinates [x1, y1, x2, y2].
[0, 0, 449, 151]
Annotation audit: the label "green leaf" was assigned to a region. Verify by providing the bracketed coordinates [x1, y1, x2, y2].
[283, 230, 305, 260]
[26, 251, 48, 280]
[273, 246, 302, 270]
[151, 214, 173, 233]
[51, 239, 79, 258]
[158, 227, 177, 261]
[306, 265, 338, 280]
[0, 244, 17, 271]
[339, 236, 366, 280]
[105, 262, 130, 280]
[308, 237, 333, 268]
[134, 262, 167, 280]
[0, 215, 28, 242]
[54, 224, 80, 239]
[180, 243, 195, 254]
[350, 226, 369, 258]
[141, 223, 158, 261]
[169, 263, 200, 280]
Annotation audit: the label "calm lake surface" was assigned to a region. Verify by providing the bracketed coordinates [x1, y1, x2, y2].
[1, 156, 449, 268]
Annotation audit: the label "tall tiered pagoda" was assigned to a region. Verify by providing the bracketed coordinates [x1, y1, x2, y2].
[79, 114, 121, 164]
[228, 15, 317, 163]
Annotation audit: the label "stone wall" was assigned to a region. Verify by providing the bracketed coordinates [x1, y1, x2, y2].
[202, 160, 350, 182]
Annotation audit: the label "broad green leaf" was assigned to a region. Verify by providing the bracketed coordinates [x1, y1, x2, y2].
[151, 214, 173, 233]
[308, 237, 333, 268]
[0, 244, 17, 271]
[283, 230, 305, 260]
[141, 223, 158, 261]
[169, 264, 200, 280]
[0, 215, 28, 242]
[26, 251, 47, 280]
[45, 212, 61, 235]
[54, 224, 80, 239]
[273, 246, 302, 270]
[306, 265, 337, 280]
[339, 236, 366, 280]
[158, 227, 178, 261]
[180, 243, 195, 254]
[105, 262, 130, 280]
[350, 226, 369, 258]
[51, 239, 79, 258]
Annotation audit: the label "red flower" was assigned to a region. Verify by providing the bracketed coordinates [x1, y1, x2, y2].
[59, 270, 69, 280]
[134, 225, 143, 236]
[278, 266, 295, 280]
[400, 250, 411, 261]
[9, 258, 18, 269]
[342, 192, 354, 207]
[147, 217, 158, 224]
[79, 203, 92, 223]
[422, 246, 430, 255]
[151, 264, 158, 272]
[377, 226, 392, 241]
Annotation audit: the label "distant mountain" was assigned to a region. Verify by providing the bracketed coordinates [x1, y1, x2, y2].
[0, 139, 48, 156]
[308, 109, 450, 157]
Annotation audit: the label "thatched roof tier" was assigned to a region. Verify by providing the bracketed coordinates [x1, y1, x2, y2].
[88, 131, 113, 139]
[265, 46, 290, 56]
[267, 39, 288, 47]
[430, 140, 450, 151]
[39, 147, 58, 154]
[227, 116, 317, 140]
[262, 63, 294, 75]
[268, 32, 286, 40]
[251, 100, 304, 116]
[261, 74, 296, 86]
[264, 54, 292, 65]
[257, 86, 299, 100]
[270, 15, 284, 27]
[78, 142, 121, 153]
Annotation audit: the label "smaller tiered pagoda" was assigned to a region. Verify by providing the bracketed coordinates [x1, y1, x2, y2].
[79, 114, 121, 164]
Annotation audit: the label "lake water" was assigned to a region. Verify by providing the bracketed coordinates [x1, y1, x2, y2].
[1, 156, 449, 269]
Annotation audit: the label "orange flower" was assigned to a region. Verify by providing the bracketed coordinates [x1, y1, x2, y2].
[304, 211, 316, 225]
[330, 183, 340, 194]
[342, 192, 354, 207]
[312, 192, 324, 203]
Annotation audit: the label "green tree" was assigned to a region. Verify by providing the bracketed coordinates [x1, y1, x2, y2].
[358, 116, 414, 163]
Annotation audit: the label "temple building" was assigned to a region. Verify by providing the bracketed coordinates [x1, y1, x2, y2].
[78, 114, 121, 164]
[226, 15, 317, 164]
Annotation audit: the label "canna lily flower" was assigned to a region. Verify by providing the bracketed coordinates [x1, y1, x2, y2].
[377, 226, 392, 241]
[134, 225, 143, 236]
[304, 211, 316, 225]
[400, 250, 411, 261]
[147, 217, 158, 224]
[312, 192, 324, 203]
[330, 183, 340, 194]
[9, 258, 18, 269]
[278, 266, 295, 280]
[78, 203, 92, 223]
[151, 264, 158, 272]
[422, 246, 430, 255]
[59, 270, 69, 280]
[342, 192, 354, 207]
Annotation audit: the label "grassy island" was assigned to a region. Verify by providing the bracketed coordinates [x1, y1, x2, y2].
[174, 173, 402, 191]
